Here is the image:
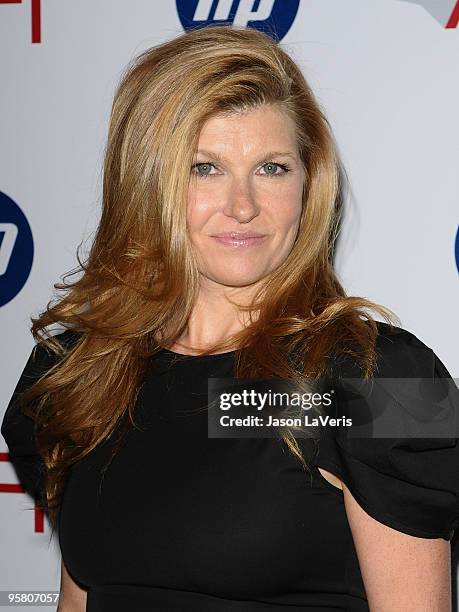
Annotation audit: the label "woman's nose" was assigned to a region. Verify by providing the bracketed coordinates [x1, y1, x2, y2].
[222, 180, 260, 222]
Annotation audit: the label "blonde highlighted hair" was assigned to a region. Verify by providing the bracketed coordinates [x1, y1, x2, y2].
[23, 25, 398, 531]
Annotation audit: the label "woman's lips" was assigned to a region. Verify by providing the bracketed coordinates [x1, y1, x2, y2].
[211, 234, 268, 248]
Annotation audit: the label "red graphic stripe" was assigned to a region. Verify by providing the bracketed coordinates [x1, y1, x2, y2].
[0, 452, 25, 493]
[0, 0, 41, 43]
[446, 0, 459, 27]
[35, 504, 44, 532]
[31, 0, 40, 42]
[0, 453, 45, 532]
[0, 483, 45, 532]
[0, 483, 24, 493]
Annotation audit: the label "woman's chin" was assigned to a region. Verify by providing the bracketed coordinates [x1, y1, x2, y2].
[204, 270, 268, 289]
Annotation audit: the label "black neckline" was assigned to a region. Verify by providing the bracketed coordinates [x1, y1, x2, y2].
[158, 347, 236, 360]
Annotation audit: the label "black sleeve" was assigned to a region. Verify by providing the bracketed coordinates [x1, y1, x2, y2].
[1, 329, 79, 507]
[313, 322, 459, 540]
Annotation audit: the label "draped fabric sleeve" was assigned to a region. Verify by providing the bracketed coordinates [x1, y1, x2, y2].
[312, 322, 459, 541]
[1, 329, 78, 509]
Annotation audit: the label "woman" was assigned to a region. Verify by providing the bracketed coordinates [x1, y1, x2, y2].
[2, 25, 458, 612]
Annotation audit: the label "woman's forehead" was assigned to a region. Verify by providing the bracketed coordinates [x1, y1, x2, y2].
[196, 106, 299, 154]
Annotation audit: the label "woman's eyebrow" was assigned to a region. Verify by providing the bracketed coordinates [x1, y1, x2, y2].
[195, 149, 298, 163]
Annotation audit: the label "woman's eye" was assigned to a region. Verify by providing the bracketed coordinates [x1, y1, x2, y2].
[260, 162, 291, 177]
[192, 162, 216, 178]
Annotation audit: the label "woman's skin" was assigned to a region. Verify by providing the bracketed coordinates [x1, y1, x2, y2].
[169, 103, 304, 355]
[58, 104, 452, 611]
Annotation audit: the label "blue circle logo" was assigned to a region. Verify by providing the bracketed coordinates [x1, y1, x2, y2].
[0, 191, 34, 307]
[176, 0, 300, 41]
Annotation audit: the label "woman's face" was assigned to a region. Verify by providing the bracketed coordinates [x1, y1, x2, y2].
[187, 104, 305, 290]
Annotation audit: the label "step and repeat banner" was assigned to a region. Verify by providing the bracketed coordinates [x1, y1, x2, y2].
[1, 1, 458, 609]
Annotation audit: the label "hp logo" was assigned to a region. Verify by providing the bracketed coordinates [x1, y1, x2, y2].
[0, 192, 34, 307]
[176, 0, 300, 41]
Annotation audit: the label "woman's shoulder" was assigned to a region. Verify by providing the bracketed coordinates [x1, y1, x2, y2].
[375, 318, 433, 350]
[37, 327, 81, 354]
[312, 320, 459, 540]
[335, 320, 450, 379]
[23, 327, 81, 371]
[0, 329, 77, 505]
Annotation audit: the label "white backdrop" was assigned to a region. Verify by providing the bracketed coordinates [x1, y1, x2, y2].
[1, 1, 458, 609]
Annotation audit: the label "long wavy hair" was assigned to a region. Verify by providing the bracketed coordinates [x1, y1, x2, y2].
[22, 25, 399, 532]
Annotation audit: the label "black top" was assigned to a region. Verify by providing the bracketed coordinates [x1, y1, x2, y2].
[2, 322, 459, 611]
